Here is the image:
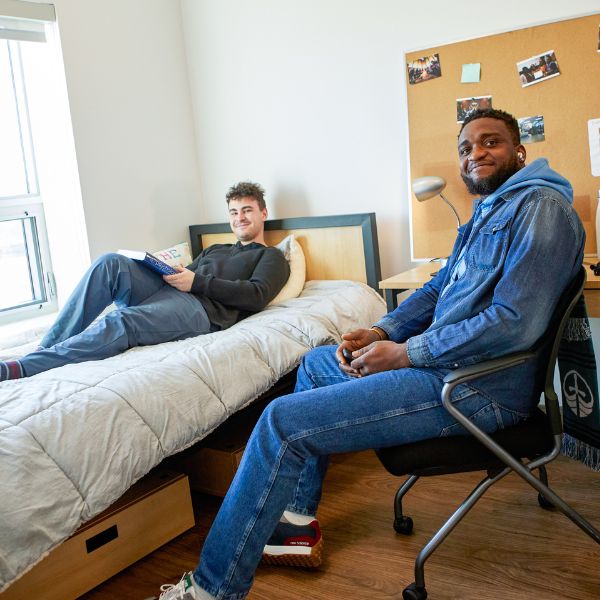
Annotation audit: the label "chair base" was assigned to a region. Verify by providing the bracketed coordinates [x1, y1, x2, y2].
[403, 582, 427, 600]
[391, 460, 599, 596]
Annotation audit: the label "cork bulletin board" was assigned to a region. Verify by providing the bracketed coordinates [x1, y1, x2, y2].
[406, 13, 600, 260]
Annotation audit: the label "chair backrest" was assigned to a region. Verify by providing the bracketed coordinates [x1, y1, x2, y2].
[530, 266, 586, 431]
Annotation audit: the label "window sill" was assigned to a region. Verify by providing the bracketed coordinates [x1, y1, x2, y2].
[0, 311, 55, 357]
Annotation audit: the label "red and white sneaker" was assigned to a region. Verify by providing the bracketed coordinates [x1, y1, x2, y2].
[262, 519, 323, 567]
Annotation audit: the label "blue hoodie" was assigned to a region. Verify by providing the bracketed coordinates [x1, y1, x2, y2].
[375, 157, 585, 404]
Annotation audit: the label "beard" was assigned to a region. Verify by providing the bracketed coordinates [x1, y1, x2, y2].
[461, 156, 520, 196]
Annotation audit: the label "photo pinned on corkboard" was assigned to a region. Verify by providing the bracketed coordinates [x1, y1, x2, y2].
[456, 95, 492, 123]
[517, 50, 560, 87]
[518, 115, 545, 144]
[588, 118, 600, 176]
[407, 53, 441, 85]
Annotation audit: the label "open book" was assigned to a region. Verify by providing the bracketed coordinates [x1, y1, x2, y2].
[117, 249, 177, 275]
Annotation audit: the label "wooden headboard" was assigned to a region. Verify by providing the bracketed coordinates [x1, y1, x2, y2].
[189, 213, 382, 292]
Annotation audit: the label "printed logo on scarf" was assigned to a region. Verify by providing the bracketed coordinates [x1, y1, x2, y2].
[563, 370, 594, 418]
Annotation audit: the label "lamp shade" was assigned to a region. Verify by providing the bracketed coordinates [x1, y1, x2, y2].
[412, 176, 447, 201]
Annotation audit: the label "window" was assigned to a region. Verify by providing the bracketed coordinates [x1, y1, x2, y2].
[0, 206, 54, 313]
[0, 29, 56, 324]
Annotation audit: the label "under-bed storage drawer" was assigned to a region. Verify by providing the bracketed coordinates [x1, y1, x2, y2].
[1, 469, 194, 600]
[172, 433, 246, 497]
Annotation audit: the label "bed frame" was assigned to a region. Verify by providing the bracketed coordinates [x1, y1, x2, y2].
[1, 213, 383, 600]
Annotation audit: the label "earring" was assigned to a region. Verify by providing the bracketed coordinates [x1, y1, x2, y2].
[518, 153, 524, 161]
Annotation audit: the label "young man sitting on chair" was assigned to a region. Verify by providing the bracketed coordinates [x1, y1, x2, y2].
[156, 109, 585, 600]
[0, 182, 289, 381]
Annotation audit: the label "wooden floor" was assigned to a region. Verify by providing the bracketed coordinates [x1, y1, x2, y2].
[81, 450, 600, 600]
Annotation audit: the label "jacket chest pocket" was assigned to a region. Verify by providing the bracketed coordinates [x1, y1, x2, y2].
[468, 218, 510, 271]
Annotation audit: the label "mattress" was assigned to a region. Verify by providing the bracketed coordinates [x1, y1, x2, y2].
[0, 280, 386, 590]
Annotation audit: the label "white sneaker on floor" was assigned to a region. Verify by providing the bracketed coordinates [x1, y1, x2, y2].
[158, 572, 197, 599]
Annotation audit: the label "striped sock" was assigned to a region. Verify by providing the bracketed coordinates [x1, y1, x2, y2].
[0, 360, 24, 381]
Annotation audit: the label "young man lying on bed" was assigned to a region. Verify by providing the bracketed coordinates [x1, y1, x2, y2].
[0, 181, 289, 381]
[154, 109, 585, 600]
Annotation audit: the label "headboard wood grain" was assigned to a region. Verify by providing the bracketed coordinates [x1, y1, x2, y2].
[189, 213, 382, 292]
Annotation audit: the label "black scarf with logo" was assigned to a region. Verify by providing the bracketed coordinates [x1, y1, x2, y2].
[558, 295, 600, 471]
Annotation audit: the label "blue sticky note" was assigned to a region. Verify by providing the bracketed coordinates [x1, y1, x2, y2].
[461, 63, 481, 83]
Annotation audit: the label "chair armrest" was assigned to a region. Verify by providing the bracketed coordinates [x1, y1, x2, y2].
[440, 349, 551, 475]
[442, 351, 536, 386]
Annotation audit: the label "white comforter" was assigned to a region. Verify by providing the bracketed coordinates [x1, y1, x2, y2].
[0, 280, 385, 590]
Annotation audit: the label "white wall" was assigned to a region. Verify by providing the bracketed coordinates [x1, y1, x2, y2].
[180, 0, 599, 278]
[51, 0, 202, 258]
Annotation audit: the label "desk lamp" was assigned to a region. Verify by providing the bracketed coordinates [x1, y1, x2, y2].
[412, 176, 461, 230]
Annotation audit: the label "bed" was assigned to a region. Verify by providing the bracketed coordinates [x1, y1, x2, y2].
[0, 213, 386, 597]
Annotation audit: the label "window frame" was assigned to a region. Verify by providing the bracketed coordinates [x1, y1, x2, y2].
[0, 38, 56, 326]
[0, 199, 57, 325]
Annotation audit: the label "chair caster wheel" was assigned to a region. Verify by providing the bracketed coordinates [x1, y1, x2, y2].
[403, 582, 427, 600]
[538, 492, 554, 510]
[394, 515, 414, 535]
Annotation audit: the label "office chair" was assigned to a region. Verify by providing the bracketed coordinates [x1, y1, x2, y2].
[375, 266, 600, 600]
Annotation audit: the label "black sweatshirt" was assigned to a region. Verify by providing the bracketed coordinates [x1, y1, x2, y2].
[188, 241, 290, 330]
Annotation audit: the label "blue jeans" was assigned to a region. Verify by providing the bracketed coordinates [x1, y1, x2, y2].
[193, 345, 531, 599]
[20, 253, 211, 376]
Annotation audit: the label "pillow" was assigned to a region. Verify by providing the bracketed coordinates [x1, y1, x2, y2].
[268, 234, 306, 305]
[153, 242, 193, 268]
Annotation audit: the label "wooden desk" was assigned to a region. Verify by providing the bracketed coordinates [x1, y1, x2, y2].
[379, 259, 600, 317]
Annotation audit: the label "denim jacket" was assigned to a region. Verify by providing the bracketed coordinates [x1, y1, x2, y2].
[375, 159, 585, 369]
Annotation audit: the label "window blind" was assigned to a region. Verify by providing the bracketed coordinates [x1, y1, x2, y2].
[0, 0, 55, 42]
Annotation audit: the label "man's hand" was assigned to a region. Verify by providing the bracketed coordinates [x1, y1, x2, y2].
[343, 340, 412, 377]
[163, 266, 195, 292]
[336, 328, 382, 376]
